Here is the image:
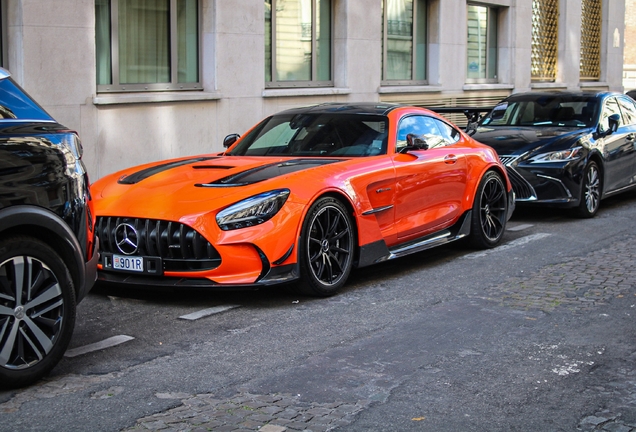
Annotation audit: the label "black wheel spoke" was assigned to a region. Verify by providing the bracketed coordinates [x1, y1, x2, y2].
[303, 202, 354, 290]
[478, 175, 506, 242]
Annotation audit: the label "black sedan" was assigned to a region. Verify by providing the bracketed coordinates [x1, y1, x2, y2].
[470, 91, 636, 217]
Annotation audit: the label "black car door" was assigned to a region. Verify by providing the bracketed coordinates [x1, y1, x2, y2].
[599, 97, 636, 192]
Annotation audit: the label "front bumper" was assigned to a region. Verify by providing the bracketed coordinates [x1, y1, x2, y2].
[503, 157, 584, 207]
[97, 261, 299, 289]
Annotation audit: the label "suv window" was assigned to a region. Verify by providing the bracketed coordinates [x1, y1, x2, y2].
[0, 78, 52, 120]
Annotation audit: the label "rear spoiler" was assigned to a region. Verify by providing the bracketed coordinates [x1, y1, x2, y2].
[426, 106, 494, 134]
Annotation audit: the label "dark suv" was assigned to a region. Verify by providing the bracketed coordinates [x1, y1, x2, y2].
[0, 68, 98, 388]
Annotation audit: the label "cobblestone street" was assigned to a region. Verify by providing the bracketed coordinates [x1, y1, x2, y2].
[104, 236, 636, 432]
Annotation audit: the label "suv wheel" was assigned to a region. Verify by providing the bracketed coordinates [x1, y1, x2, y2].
[0, 236, 76, 388]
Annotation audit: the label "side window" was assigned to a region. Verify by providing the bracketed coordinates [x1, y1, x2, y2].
[432, 118, 461, 145]
[600, 98, 622, 131]
[397, 115, 454, 151]
[617, 96, 636, 126]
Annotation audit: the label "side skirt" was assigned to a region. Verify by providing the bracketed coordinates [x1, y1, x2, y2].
[356, 211, 472, 268]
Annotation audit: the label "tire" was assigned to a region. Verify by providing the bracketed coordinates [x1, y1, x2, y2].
[294, 197, 356, 297]
[0, 236, 76, 389]
[575, 161, 601, 218]
[469, 170, 508, 249]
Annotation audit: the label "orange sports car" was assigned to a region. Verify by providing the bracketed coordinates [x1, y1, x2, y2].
[92, 103, 515, 296]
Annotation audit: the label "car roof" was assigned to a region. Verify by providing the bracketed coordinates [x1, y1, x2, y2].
[503, 90, 620, 102]
[274, 102, 402, 116]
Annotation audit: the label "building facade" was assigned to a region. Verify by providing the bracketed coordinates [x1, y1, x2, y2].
[1, 0, 626, 179]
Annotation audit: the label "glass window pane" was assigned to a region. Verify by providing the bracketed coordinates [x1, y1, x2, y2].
[265, 0, 272, 82]
[386, 0, 413, 80]
[467, 5, 487, 79]
[276, 0, 312, 81]
[414, 0, 426, 80]
[487, 8, 497, 79]
[118, 0, 170, 85]
[177, 0, 198, 83]
[96, 0, 112, 85]
[316, 0, 331, 81]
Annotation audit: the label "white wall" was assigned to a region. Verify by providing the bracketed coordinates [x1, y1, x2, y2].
[4, 0, 626, 179]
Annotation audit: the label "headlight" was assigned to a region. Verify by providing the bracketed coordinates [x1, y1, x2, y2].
[216, 189, 290, 231]
[530, 146, 582, 163]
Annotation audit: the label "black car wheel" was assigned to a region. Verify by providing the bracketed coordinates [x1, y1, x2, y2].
[0, 236, 76, 389]
[296, 197, 355, 297]
[576, 161, 601, 218]
[469, 170, 508, 248]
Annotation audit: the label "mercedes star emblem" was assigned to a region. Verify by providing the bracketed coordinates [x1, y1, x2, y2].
[114, 223, 139, 255]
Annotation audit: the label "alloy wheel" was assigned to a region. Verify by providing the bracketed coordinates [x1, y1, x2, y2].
[479, 175, 507, 242]
[0, 255, 65, 370]
[306, 204, 353, 287]
[584, 164, 600, 214]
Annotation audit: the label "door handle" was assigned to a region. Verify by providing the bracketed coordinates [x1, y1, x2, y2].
[444, 154, 458, 164]
[627, 133, 635, 141]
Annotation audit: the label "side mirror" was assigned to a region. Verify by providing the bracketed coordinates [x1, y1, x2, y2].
[223, 133, 240, 148]
[608, 113, 620, 134]
[405, 133, 429, 150]
[596, 113, 620, 139]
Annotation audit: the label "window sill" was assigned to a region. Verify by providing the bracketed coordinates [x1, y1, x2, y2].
[93, 91, 222, 106]
[579, 81, 609, 89]
[262, 87, 351, 98]
[530, 82, 568, 90]
[462, 83, 514, 91]
[378, 85, 443, 94]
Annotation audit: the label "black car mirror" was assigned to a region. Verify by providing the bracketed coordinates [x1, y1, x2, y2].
[596, 114, 620, 139]
[223, 133, 240, 148]
[608, 114, 620, 134]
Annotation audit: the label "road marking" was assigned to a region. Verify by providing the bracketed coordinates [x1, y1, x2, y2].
[179, 305, 241, 321]
[506, 223, 534, 232]
[463, 233, 552, 259]
[64, 335, 135, 358]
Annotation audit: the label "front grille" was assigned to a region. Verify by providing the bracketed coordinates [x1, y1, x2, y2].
[96, 217, 221, 272]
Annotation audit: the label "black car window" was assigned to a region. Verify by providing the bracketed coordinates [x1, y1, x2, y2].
[397, 115, 455, 151]
[482, 95, 598, 128]
[617, 96, 636, 126]
[229, 113, 389, 157]
[0, 77, 52, 121]
[600, 97, 622, 131]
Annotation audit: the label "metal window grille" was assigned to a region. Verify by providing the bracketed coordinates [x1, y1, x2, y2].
[580, 0, 602, 81]
[531, 0, 559, 82]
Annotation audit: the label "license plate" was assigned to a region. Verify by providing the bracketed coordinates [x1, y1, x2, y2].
[112, 254, 144, 272]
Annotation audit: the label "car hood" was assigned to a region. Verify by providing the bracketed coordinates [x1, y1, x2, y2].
[93, 155, 343, 220]
[472, 126, 592, 156]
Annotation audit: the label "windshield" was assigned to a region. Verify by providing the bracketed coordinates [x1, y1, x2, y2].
[481, 95, 599, 128]
[228, 113, 389, 157]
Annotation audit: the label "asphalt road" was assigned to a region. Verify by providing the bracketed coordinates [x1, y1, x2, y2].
[2, 191, 636, 431]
